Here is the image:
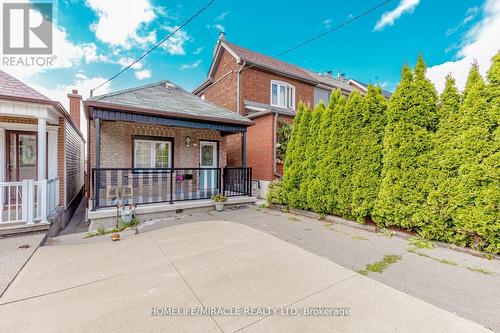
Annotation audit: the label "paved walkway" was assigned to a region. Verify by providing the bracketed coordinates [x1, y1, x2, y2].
[0, 233, 45, 297]
[0, 220, 489, 332]
[58, 198, 88, 236]
[133, 205, 500, 332]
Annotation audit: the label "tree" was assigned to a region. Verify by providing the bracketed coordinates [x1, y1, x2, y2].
[421, 75, 461, 240]
[336, 90, 365, 217]
[449, 59, 500, 253]
[350, 86, 387, 222]
[307, 90, 342, 213]
[282, 103, 312, 208]
[374, 55, 439, 229]
[303, 101, 325, 210]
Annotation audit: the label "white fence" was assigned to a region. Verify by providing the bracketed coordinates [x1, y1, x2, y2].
[0, 177, 60, 225]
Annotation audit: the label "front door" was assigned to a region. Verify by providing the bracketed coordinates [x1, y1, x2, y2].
[6, 131, 37, 182]
[4, 132, 37, 207]
[199, 141, 218, 197]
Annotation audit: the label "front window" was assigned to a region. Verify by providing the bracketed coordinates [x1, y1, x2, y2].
[133, 138, 172, 168]
[271, 81, 295, 109]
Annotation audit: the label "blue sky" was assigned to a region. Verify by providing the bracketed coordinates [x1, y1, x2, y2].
[1, 0, 499, 109]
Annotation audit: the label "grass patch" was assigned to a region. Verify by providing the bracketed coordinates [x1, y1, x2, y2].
[438, 259, 458, 266]
[85, 217, 140, 238]
[351, 235, 368, 241]
[323, 222, 333, 228]
[288, 216, 301, 222]
[357, 255, 402, 276]
[467, 266, 493, 275]
[318, 214, 326, 221]
[260, 202, 268, 209]
[408, 248, 459, 267]
[255, 208, 262, 211]
[408, 237, 434, 249]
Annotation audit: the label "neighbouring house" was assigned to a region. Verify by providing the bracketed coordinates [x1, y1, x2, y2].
[193, 33, 391, 197]
[83, 80, 255, 229]
[0, 70, 85, 236]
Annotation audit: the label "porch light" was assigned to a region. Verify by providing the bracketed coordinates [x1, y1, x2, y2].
[185, 136, 192, 147]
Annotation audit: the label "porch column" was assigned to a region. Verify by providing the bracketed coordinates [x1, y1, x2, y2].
[0, 127, 5, 183]
[47, 130, 58, 179]
[241, 130, 247, 168]
[37, 117, 47, 180]
[94, 118, 101, 209]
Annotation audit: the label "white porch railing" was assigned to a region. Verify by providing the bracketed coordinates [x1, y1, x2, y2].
[0, 177, 60, 225]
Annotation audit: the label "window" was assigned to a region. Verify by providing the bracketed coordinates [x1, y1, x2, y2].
[271, 81, 295, 109]
[133, 137, 172, 168]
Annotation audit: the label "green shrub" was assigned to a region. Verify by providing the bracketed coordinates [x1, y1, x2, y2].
[266, 179, 286, 205]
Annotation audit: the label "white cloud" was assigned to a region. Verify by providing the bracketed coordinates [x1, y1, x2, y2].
[160, 26, 190, 55]
[85, 0, 156, 48]
[374, 0, 420, 31]
[193, 47, 204, 55]
[118, 57, 142, 70]
[213, 24, 225, 32]
[179, 60, 202, 70]
[135, 69, 151, 80]
[446, 6, 480, 36]
[215, 11, 227, 21]
[323, 19, 332, 29]
[427, 0, 500, 92]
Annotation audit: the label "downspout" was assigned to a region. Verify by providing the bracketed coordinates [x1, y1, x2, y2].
[236, 60, 246, 114]
[273, 112, 281, 178]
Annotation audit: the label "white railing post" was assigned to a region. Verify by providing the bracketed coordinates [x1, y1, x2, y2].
[0, 185, 3, 224]
[25, 180, 35, 224]
[22, 180, 29, 222]
[55, 178, 59, 208]
[39, 179, 48, 224]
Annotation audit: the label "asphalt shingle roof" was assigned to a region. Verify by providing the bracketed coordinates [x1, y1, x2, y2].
[0, 70, 51, 102]
[87, 81, 252, 125]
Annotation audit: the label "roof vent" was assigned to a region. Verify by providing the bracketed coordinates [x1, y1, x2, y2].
[219, 31, 225, 40]
[164, 82, 175, 88]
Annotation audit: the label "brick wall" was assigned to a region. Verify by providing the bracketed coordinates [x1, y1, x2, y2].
[240, 67, 314, 113]
[202, 48, 239, 112]
[0, 115, 37, 124]
[89, 121, 227, 170]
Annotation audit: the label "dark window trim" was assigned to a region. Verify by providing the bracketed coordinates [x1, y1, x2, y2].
[199, 139, 219, 168]
[132, 135, 174, 169]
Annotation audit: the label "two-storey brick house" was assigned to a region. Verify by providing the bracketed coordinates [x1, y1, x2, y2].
[193, 33, 379, 196]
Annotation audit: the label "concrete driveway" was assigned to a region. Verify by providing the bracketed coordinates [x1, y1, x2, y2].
[0, 221, 490, 332]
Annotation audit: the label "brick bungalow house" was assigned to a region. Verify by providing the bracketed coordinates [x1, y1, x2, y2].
[193, 33, 390, 197]
[83, 80, 255, 229]
[0, 70, 85, 235]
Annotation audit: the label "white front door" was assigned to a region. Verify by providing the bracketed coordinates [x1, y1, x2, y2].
[199, 141, 218, 196]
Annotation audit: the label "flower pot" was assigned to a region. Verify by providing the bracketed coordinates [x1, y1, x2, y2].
[214, 202, 225, 212]
[111, 233, 120, 242]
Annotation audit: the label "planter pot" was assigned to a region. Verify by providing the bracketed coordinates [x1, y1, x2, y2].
[111, 233, 120, 242]
[214, 202, 225, 212]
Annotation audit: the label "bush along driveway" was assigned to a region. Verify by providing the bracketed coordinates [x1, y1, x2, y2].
[133, 205, 500, 332]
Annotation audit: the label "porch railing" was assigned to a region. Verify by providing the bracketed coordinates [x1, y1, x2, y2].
[223, 167, 253, 197]
[0, 177, 60, 225]
[91, 167, 252, 210]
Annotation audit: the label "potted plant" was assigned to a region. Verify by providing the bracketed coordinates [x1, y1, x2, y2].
[211, 194, 228, 212]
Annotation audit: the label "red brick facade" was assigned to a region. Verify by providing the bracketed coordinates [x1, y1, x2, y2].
[197, 46, 315, 181]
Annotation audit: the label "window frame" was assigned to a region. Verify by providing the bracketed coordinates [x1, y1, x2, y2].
[270, 80, 296, 109]
[132, 135, 174, 169]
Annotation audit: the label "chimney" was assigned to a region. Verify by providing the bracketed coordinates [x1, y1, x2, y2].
[67, 89, 82, 129]
[325, 70, 333, 78]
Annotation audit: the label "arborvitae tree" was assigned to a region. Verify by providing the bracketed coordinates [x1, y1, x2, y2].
[283, 103, 312, 208]
[374, 55, 439, 229]
[450, 60, 499, 253]
[303, 101, 325, 210]
[308, 90, 342, 213]
[350, 86, 387, 222]
[325, 93, 347, 214]
[336, 91, 365, 217]
[281, 103, 304, 204]
[421, 75, 461, 240]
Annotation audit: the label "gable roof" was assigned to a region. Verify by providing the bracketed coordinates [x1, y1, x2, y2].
[0, 70, 51, 103]
[349, 79, 392, 99]
[85, 80, 252, 126]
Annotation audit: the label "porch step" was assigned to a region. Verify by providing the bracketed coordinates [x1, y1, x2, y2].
[0, 223, 49, 237]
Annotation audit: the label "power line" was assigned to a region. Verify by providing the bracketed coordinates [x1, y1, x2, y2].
[274, 0, 393, 58]
[91, 0, 216, 96]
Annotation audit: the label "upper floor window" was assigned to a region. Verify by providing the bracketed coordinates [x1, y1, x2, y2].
[271, 81, 295, 109]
